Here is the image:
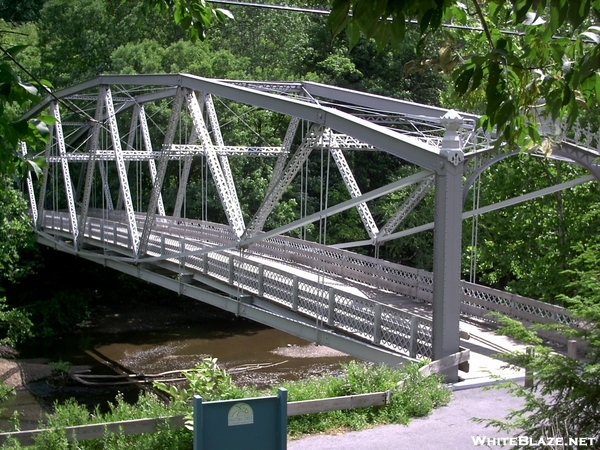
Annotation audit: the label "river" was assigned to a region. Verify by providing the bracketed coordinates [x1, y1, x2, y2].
[0, 309, 354, 431]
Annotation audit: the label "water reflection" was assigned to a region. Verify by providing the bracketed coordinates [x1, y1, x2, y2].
[1, 319, 354, 430]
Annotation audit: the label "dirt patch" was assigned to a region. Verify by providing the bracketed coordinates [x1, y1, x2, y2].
[0, 358, 53, 389]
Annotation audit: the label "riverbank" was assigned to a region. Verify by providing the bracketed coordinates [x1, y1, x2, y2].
[0, 292, 354, 431]
[0, 358, 52, 389]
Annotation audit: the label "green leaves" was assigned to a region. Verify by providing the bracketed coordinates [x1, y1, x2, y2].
[329, 0, 447, 51]
[134, 0, 233, 41]
[328, 0, 352, 38]
[153, 357, 241, 405]
[327, 0, 600, 150]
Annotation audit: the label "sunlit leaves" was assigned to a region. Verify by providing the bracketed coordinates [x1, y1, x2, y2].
[328, 0, 600, 149]
[134, 0, 233, 41]
[329, 0, 446, 52]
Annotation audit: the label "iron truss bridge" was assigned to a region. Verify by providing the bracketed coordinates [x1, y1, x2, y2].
[21, 75, 597, 379]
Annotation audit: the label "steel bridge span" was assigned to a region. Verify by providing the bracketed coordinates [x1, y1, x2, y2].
[21, 75, 596, 380]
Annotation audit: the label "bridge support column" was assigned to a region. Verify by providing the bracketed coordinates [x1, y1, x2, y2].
[432, 111, 464, 382]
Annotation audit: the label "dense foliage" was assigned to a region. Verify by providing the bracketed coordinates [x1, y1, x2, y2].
[478, 243, 600, 445]
[329, 0, 600, 151]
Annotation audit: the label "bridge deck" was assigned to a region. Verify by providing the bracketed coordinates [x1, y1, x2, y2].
[39, 210, 567, 380]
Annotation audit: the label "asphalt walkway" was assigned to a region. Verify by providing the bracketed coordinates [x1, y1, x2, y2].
[288, 384, 524, 450]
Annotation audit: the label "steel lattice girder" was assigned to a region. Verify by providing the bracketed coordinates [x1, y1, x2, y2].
[245, 124, 326, 237]
[51, 101, 80, 245]
[104, 86, 140, 255]
[22, 74, 455, 170]
[327, 130, 379, 239]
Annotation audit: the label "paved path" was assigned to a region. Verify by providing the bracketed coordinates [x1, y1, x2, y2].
[288, 385, 524, 450]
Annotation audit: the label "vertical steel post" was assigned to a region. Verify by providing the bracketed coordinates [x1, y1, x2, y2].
[228, 254, 235, 285]
[36, 126, 54, 230]
[292, 275, 299, 311]
[373, 303, 382, 344]
[78, 87, 105, 246]
[327, 288, 335, 326]
[257, 264, 264, 297]
[432, 110, 464, 382]
[409, 316, 419, 358]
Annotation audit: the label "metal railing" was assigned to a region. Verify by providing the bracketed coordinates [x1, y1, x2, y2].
[41, 211, 433, 359]
[42, 209, 574, 349]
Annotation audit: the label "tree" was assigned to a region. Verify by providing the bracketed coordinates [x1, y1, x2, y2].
[0, 178, 35, 345]
[328, 0, 600, 150]
[480, 240, 600, 445]
[0, 0, 46, 24]
[463, 155, 600, 302]
[137, 0, 233, 42]
[0, 21, 49, 177]
[0, 0, 232, 177]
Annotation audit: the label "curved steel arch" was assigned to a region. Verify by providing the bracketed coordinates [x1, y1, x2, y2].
[462, 143, 600, 206]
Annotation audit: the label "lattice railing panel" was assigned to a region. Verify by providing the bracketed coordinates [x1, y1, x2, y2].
[297, 280, 328, 321]
[461, 282, 574, 326]
[414, 318, 433, 359]
[233, 258, 260, 293]
[250, 231, 571, 330]
[253, 235, 435, 302]
[332, 293, 376, 341]
[206, 253, 230, 282]
[261, 268, 295, 308]
[380, 310, 411, 356]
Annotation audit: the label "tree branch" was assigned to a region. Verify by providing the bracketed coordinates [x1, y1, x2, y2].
[470, 0, 495, 48]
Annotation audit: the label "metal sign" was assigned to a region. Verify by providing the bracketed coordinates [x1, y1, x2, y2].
[193, 388, 287, 450]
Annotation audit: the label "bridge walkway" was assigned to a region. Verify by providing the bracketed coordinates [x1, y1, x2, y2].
[39, 210, 569, 380]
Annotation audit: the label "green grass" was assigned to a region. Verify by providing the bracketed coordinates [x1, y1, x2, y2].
[0, 361, 451, 449]
[282, 360, 451, 438]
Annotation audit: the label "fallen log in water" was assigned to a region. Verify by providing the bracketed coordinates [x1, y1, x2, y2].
[70, 360, 289, 386]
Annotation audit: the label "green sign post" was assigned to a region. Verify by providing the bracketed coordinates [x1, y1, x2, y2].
[193, 388, 287, 450]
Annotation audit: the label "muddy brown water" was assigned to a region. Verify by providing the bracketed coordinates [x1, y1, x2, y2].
[0, 319, 354, 431]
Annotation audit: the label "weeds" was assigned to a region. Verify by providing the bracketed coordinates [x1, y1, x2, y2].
[0, 360, 451, 449]
[282, 360, 451, 437]
[0, 381, 14, 403]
